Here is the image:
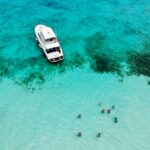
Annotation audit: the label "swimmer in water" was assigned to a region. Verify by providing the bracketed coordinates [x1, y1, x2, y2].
[112, 105, 115, 109]
[101, 109, 105, 113]
[108, 109, 111, 114]
[77, 132, 82, 137]
[96, 132, 102, 138]
[77, 114, 82, 119]
[114, 117, 118, 123]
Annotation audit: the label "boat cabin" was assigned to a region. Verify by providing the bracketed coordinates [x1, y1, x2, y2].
[46, 47, 61, 54]
[38, 27, 57, 44]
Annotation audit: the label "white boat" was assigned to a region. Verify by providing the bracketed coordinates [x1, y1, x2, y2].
[35, 24, 63, 62]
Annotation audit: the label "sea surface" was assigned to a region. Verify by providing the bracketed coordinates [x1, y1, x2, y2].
[0, 0, 150, 150]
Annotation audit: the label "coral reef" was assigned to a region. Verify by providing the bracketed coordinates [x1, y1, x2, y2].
[90, 54, 121, 74]
[127, 52, 150, 77]
[85, 32, 121, 74]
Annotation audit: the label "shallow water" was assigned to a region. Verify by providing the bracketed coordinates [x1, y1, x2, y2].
[0, 0, 150, 150]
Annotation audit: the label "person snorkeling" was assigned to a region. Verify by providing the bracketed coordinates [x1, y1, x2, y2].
[114, 117, 118, 123]
[112, 105, 115, 109]
[101, 109, 105, 113]
[96, 132, 102, 138]
[77, 114, 82, 119]
[77, 132, 82, 137]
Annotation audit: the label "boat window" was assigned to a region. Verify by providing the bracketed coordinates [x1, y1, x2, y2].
[46, 38, 53, 42]
[40, 32, 44, 39]
[39, 32, 45, 43]
[38, 33, 42, 41]
[46, 47, 60, 54]
[45, 37, 56, 42]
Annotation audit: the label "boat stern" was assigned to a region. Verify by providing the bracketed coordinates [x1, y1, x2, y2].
[48, 55, 63, 63]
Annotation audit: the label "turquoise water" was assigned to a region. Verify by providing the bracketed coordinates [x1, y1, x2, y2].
[0, 0, 150, 149]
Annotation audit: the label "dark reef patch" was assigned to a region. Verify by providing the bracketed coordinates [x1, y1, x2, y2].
[0, 52, 86, 91]
[16, 72, 45, 92]
[0, 56, 50, 90]
[69, 52, 85, 68]
[0, 57, 11, 81]
[52, 52, 85, 73]
[127, 52, 150, 77]
[90, 54, 121, 74]
[84, 32, 122, 75]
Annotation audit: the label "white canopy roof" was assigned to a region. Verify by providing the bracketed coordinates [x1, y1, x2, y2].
[40, 25, 56, 39]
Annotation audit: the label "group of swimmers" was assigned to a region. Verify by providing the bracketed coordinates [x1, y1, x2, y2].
[99, 102, 118, 123]
[100, 102, 114, 113]
[76, 131, 102, 138]
[76, 113, 102, 138]
[75, 102, 118, 138]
